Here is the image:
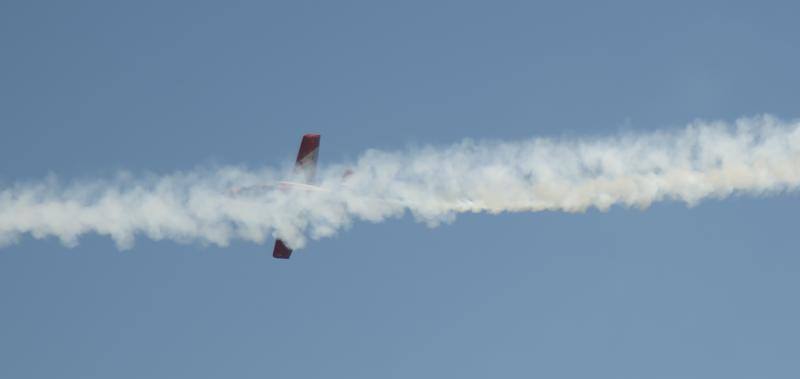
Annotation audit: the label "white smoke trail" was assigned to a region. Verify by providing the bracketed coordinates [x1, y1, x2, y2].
[2, 115, 800, 250]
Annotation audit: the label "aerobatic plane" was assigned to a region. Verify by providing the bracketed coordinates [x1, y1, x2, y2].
[272, 134, 321, 259]
[227, 133, 324, 259]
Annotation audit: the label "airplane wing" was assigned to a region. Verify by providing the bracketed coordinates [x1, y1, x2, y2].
[273, 239, 293, 259]
[273, 134, 320, 259]
[294, 133, 320, 183]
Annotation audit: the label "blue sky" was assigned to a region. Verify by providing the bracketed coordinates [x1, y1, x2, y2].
[2, 1, 800, 378]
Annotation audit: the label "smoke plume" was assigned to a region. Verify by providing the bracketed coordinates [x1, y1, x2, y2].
[2, 115, 800, 250]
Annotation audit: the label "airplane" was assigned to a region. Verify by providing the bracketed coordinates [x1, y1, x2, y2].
[230, 133, 351, 259]
[273, 133, 321, 259]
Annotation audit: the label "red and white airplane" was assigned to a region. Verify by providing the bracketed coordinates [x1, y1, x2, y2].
[228, 134, 328, 258]
[231, 134, 353, 258]
[273, 134, 321, 259]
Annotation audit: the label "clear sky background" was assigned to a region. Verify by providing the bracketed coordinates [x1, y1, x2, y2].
[2, 1, 800, 378]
